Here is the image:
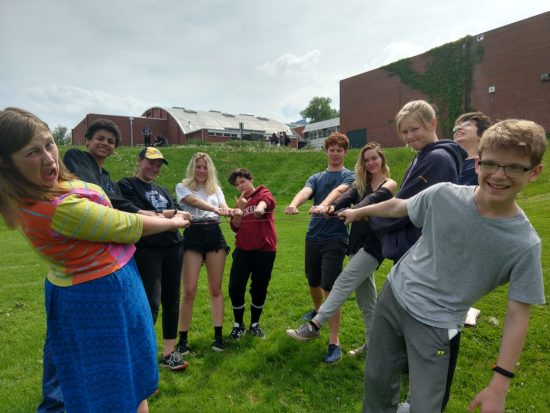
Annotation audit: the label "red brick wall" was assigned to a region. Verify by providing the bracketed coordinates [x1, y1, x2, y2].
[340, 12, 550, 148]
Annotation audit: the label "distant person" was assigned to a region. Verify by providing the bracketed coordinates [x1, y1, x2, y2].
[283, 131, 291, 146]
[0, 107, 191, 413]
[153, 133, 168, 147]
[340, 119, 546, 413]
[453, 111, 493, 185]
[175, 152, 240, 354]
[287, 142, 397, 358]
[119, 147, 191, 371]
[227, 168, 277, 340]
[284, 132, 354, 363]
[142, 124, 152, 147]
[270, 132, 278, 146]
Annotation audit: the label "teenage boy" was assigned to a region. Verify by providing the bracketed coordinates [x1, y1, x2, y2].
[453, 111, 493, 185]
[284, 132, 355, 363]
[64, 119, 151, 214]
[339, 119, 546, 413]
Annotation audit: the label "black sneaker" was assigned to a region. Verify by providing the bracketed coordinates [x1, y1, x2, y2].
[250, 323, 265, 338]
[211, 336, 225, 352]
[230, 323, 246, 340]
[176, 338, 190, 356]
[160, 351, 189, 371]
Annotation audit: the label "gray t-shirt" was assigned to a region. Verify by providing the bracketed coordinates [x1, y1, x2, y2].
[389, 182, 544, 330]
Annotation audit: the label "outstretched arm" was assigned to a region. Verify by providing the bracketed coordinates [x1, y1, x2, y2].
[338, 197, 408, 224]
[468, 300, 531, 413]
[285, 187, 313, 214]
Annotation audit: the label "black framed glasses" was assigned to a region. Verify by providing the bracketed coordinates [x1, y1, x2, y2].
[478, 160, 532, 177]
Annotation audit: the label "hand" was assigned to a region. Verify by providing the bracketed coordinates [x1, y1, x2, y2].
[177, 211, 192, 220]
[468, 384, 507, 412]
[284, 205, 299, 215]
[216, 207, 232, 217]
[254, 205, 265, 217]
[231, 208, 243, 217]
[338, 208, 361, 225]
[235, 196, 248, 210]
[171, 216, 190, 230]
[309, 205, 330, 215]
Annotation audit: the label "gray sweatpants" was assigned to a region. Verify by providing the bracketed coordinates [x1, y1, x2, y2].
[362, 282, 451, 413]
[313, 248, 379, 341]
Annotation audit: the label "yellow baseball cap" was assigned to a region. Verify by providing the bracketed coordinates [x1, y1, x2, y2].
[139, 147, 168, 165]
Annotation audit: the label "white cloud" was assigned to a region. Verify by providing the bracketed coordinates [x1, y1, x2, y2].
[256, 50, 321, 78]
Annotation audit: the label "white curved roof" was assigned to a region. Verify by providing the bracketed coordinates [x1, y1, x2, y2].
[160, 106, 292, 135]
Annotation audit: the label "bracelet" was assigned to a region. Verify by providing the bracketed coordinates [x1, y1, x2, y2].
[492, 365, 515, 378]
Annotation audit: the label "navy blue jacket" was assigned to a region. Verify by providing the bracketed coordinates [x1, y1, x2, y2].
[370, 140, 467, 262]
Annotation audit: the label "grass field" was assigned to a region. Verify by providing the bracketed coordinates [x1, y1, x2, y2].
[0, 142, 548, 412]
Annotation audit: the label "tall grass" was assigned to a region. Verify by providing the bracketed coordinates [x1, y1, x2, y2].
[0, 144, 548, 412]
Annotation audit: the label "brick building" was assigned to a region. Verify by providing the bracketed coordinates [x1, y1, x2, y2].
[340, 11, 550, 147]
[72, 106, 296, 147]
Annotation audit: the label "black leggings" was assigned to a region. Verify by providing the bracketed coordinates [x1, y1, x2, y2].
[133, 243, 183, 339]
[228, 249, 276, 311]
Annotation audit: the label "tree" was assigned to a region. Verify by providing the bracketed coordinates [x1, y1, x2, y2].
[52, 125, 71, 145]
[300, 96, 339, 123]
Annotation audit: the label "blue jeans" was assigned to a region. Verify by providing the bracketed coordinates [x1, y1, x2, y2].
[36, 335, 64, 413]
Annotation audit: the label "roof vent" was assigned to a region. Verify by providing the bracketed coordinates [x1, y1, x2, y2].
[184, 109, 197, 114]
[257, 116, 270, 121]
[222, 113, 236, 117]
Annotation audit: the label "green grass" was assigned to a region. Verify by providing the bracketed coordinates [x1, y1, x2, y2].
[0, 143, 549, 412]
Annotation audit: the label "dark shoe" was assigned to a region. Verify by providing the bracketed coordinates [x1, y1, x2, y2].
[176, 339, 190, 356]
[302, 308, 318, 321]
[249, 323, 265, 338]
[211, 336, 225, 352]
[324, 344, 342, 364]
[286, 322, 320, 342]
[230, 323, 246, 340]
[160, 351, 189, 371]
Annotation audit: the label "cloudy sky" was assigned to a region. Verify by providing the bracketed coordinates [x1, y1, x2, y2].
[1, 1, 548, 129]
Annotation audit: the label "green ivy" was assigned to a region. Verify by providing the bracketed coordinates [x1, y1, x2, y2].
[383, 36, 483, 137]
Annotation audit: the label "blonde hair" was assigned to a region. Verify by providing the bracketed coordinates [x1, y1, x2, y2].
[354, 142, 390, 196]
[0, 107, 74, 229]
[479, 119, 547, 166]
[395, 100, 436, 134]
[181, 152, 220, 194]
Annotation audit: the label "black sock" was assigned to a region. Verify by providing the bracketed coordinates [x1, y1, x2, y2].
[214, 326, 223, 338]
[233, 307, 245, 326]
[179, 331, 188, 341]
[251, 305, 263, 325]
[309, 321, 320, 331]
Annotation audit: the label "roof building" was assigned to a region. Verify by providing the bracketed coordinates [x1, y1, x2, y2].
[72, 106, 296, 147]
[302, 117, 340, 149]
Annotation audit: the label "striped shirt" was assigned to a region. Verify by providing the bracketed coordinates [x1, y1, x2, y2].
[17, 180, 143, 287]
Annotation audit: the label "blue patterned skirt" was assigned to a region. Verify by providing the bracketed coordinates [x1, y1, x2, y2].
[45, 259, 158, 413]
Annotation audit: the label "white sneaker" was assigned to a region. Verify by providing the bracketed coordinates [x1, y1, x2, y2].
[396, 401, 410, 413]
[347, 342, 367, 356]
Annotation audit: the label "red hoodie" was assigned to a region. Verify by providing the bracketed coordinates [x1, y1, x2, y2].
[230, 185, 277, 251]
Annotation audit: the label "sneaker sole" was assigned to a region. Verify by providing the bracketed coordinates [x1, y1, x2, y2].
[286, 329, 320, 342]
[211, 346, 225, 352]
[160, 361, 190, 371]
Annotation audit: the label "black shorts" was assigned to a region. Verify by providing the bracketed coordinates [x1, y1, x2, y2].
[183, 221, 229, 259]
[305, 238, 346, 291]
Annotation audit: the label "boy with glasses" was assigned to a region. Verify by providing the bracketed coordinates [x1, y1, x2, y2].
[340, 119, 546, 412]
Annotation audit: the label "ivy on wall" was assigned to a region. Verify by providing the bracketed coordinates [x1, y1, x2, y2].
[383, 36, 483, 137]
